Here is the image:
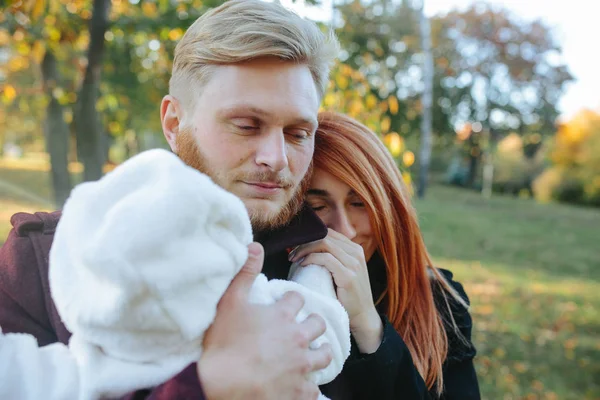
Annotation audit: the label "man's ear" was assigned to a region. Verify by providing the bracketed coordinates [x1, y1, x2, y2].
[161, 95, 183, 152]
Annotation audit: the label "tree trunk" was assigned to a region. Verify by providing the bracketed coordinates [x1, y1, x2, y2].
[467, 147, 479, 187]
[75, 0, 111, 182]
[41, 50, 72, 208]
[481, 98, 495, 198]
[417, 0, 434, 199]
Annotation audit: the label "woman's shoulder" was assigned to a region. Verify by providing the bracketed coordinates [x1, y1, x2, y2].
[431, 268, 477, 363]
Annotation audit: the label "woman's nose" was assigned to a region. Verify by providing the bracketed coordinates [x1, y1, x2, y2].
[331, 210, 357, 240]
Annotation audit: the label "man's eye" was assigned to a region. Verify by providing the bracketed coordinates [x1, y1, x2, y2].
[237, 125, 258, 131]
[287, 130, 309, 140]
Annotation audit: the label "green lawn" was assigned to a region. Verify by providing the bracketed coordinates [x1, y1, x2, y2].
[416, 185, 599, 400]
[1, 160, 599, 399]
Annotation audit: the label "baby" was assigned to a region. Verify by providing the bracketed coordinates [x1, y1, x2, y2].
[47, 149, 350, 399]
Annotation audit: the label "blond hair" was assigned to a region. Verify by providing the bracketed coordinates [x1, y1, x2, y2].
[170, 0, 339, 110]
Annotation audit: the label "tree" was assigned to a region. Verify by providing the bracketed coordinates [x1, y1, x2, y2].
[75, 0, 111, 182]
[322, 61, 415, 188]
[417, 0, 433, 198]
[533, 109, 600, 206]
[2, 1, 88, 206]
[434, 4, 572, 188]
[335, 0, 422, 138]
[41, 50, 72, 206]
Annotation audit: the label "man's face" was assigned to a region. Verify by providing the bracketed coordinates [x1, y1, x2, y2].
[163, 58, 320, 233]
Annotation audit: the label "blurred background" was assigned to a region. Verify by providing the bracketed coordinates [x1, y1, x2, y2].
[1, 0, 598, 398]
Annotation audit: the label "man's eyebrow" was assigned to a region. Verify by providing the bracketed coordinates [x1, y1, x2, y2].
[306, 188, 329, 197]
[217, 104, 317, 128]
[217, 104, 271, 118]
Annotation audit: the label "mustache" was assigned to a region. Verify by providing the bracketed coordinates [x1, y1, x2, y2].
[237, 171, 294, 188]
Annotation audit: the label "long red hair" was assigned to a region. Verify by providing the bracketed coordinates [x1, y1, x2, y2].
[314, 111, 464, 393]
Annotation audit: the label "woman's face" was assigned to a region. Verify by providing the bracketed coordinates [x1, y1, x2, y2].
[306, 168, 377, 261]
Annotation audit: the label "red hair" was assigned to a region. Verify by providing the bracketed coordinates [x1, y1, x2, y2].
[314, 111, 464, 393]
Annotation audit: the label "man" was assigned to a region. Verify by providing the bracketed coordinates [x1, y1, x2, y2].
[0, 0, 339, 398]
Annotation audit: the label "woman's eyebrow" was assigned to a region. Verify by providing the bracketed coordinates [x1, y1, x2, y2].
[306, 188, 329, 197]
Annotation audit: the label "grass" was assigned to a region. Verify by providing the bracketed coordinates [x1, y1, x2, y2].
[1, 157, 599, 399]
[416, 185, 600, 400]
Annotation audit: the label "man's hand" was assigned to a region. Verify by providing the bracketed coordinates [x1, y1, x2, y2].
[198, 242, 333, 400]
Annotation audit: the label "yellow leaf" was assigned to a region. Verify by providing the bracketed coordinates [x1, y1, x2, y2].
[13, 30, 25, 42]
[142, 2, 158, 17]
[335, 74, 349, 90]
[45, 25, 61, 42]
[402, 171, 412, 186]
[168, 28, 183, 41]
[8, 57, 28, 72]
[323, 92, 337, 108]
[3, 85, 17, 103]
[63, 110, 73, 124]
[341, 64, 353, 76]
[109, 121, 121, 134]
[17, 42, 30, 56]
[106, 94, 118, 110]
[514, 362, 527, 373]
[381, 116, 391, 133]
[348, 100, 363, 117]
[32, 0, 46, 20]
[0, 29, 9, 46]
[493, 348, 506, 358]
[388, 96, 399, 115]
[531, 380, 544, 391]
[366, 94, 377, 110]
[379, 100, 388, 113]
[44, 15, 56, 26]
[31, 41, 45, 64]
[384, 132, 403, 156]
[403, 151, 415, 167]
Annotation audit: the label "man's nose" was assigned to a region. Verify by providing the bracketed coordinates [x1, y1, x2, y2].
[254, 130, 288, 172]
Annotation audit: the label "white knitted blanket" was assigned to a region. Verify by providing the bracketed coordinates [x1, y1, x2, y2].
[49, 149, 350, 400]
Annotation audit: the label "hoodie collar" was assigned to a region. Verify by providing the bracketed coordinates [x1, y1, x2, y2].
[256, 204, 328, 257]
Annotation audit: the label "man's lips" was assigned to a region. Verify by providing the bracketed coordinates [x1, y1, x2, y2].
[245, 181, 283, 189]
[242, 181, 287, 196]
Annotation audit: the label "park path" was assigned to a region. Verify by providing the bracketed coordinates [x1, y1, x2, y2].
[0, 178, 54, 208]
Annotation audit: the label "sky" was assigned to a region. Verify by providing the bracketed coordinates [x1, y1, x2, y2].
[279, 0, 600, 122]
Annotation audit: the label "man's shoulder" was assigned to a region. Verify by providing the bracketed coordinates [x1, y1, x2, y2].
[9, 211, 62, 238]
[0, 211, 68, 345]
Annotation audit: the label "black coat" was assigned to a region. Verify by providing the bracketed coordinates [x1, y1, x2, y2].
[260, 207, 481, 400]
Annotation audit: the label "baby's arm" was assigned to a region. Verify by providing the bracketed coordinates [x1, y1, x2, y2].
[0, 328, 80, 399]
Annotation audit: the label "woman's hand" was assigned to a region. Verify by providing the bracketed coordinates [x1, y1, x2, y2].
[289, 229, 383, 353]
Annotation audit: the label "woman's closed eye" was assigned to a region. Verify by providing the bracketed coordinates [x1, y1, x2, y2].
[308, 203, 327, 212]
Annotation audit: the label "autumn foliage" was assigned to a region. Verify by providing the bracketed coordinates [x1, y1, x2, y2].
[533, 110, 600, 206]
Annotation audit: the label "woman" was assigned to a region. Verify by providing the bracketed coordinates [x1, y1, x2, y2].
[290, 111, 481, 399]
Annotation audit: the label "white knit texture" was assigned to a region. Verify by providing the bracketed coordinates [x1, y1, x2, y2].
[49, 149, 350, 400]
